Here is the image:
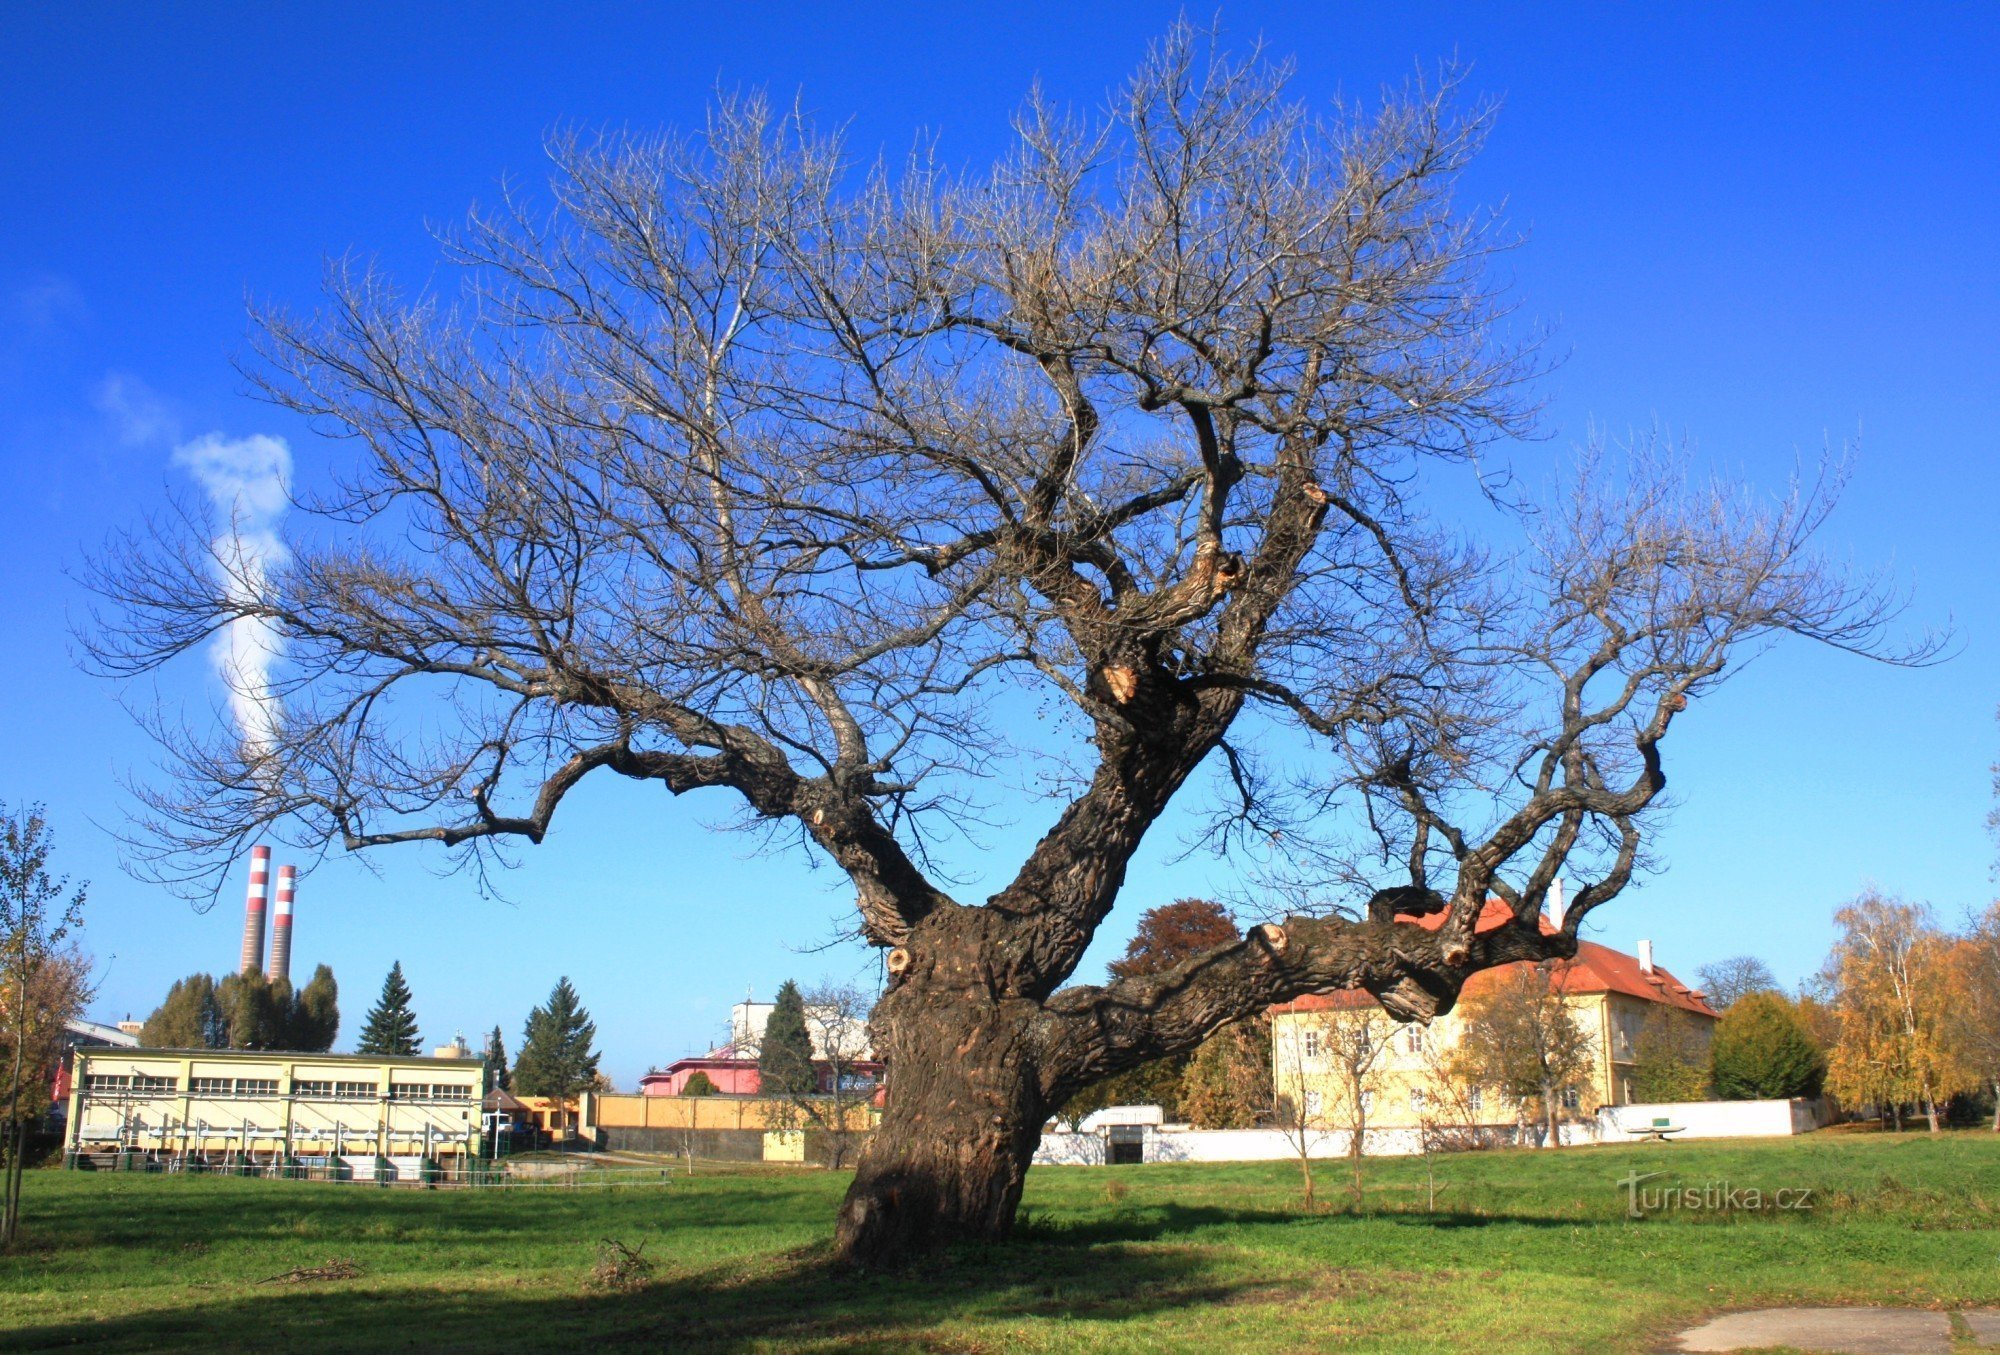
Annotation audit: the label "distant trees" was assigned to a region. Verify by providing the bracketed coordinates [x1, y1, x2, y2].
[756, 981, 815, 1098]
[1694, 957, 1779, 1013]
[356, 961, 421, 1057]
[138, 963, 337, 1051]
[1630, 1008, 1713, 1102]
[1826, 893, 1972, 1133]
[791, 982, 878, 1168]
[288, 965, 339, 1051]
[140, 974, 226, 1048]
[1711, 992, 1825, 1100]
[0, 803, 89, 1248]
[1068, 900, 1265, 1127]
[513, 977, 601, 1105]
[1177, 1015, 1273, 1130]
[1451, 964, 1594, 1149]
[481, 1025, 511, 1092]
[1950, 903, 2000, 1130]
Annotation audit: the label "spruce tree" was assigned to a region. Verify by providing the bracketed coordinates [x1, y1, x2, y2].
[482, 1025, 511, 1092]
[356, 961, 421, 1056]
[757, 980, 816, 1096]
[513, 977, 599, 1101]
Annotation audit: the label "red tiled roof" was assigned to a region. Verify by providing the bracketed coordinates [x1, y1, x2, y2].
[1272, 898, 1718, 1019]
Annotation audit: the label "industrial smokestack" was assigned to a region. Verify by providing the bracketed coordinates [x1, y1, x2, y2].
[238, 845, 271, 976]
[269, 864, 296, 986]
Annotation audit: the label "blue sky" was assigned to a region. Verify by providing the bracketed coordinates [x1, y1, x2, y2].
[3, 4, 1996, 1085]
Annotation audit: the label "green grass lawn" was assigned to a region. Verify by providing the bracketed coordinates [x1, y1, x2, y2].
[2, 1133, 1997, 1352]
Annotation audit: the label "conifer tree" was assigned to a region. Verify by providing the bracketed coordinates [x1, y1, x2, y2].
[1712, 991, 1825, 1100]
[482, 1025, 511, 1092]
[216, 971, 284, 1048]
[289, 964, 340, 1052]
[139, 973, 226, 1048]
[513, 977, 599, 1102]
[757, 980, 816, 1096]
[356, 961, 421, 1056]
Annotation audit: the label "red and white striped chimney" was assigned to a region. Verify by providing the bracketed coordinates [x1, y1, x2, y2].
[268, 864, 296, 986]
[238, 845, 271, 976]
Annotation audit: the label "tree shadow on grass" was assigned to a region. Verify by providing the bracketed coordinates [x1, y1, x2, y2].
[5, 1231, 1315, 1353]
[6, 1184, 1612, 1352]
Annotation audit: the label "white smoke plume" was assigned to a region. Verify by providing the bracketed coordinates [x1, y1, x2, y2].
[171, 433, 293, 759]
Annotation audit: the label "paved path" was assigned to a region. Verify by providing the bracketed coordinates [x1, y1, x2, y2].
[1676, 1307, 2000, 1353]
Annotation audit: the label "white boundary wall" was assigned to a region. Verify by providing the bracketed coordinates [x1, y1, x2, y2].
[1597, 1098, 1824, 1140]
[1035, 1101, 1820, 1166]
[1032, 1121, 1591, 1165]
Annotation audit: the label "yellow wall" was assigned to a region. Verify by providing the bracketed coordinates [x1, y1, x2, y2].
[589, 1093, 876, 1133]
[69, 1049, 485, 1159]
[1272, 993, 1620, 1132]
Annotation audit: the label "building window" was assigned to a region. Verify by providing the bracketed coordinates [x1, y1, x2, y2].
[1302, 1029, 1322, 1059]
[234, 1079, 278, 1097]
[334, 1081, 376, 1101]
[1303, 1090, 1324, 1118]
[1467, 1087, 1483, 1113]
[430, 1083, 473, 1101]
[135, 1075, 177, 1093]
[1405, 1026, 1424, 1055]
[293, 1080, 335, 1099]
[191, 1077, 232, 1096]
[1410, 1088, 1426, 1114]
[1560, 1088, 1580, 1111]
[84, 1074, 133, 1093]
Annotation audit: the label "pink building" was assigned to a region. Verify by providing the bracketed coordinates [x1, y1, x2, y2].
[639, 1051, 885, 1097]
[640, 1055, 765, 1096]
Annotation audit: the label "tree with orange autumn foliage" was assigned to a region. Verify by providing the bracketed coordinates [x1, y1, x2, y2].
[1948, 902, 2000, 1130]
[1826, 892, 1973, 1132]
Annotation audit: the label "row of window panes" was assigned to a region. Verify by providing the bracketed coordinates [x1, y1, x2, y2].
[189, 1077, 279, 1097]
[390, 1084, 475, 1102]
[83, 1074, 178, 1093]
[293, 1081, 378, 1100]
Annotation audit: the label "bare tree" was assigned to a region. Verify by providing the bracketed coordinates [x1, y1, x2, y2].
[1270, 1005, 1332, 1211]
[1695, 956, 1779, 1012]
[81, 24, 1930, 1263]
[796, 981, 878, 1169]
[1449, 964, 1595, 1149]
[1274, 1001, 1386, 1208]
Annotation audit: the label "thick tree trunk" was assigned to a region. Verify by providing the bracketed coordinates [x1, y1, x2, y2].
[834, 939, 1046, 1267]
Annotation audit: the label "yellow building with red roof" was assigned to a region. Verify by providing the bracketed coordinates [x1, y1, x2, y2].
[1271, 900, 1719, 1135]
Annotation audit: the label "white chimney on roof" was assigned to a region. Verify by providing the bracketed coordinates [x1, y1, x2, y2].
[1547, 876, 1566, 929]
[1637, 938, 1655, 974]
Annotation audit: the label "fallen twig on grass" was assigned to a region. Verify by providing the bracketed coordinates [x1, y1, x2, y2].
[590, 1237, 654, 1292]
[260, 1258, 362, 1284]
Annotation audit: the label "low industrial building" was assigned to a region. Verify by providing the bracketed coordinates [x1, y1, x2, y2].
[65, 1047, 487, 1175]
